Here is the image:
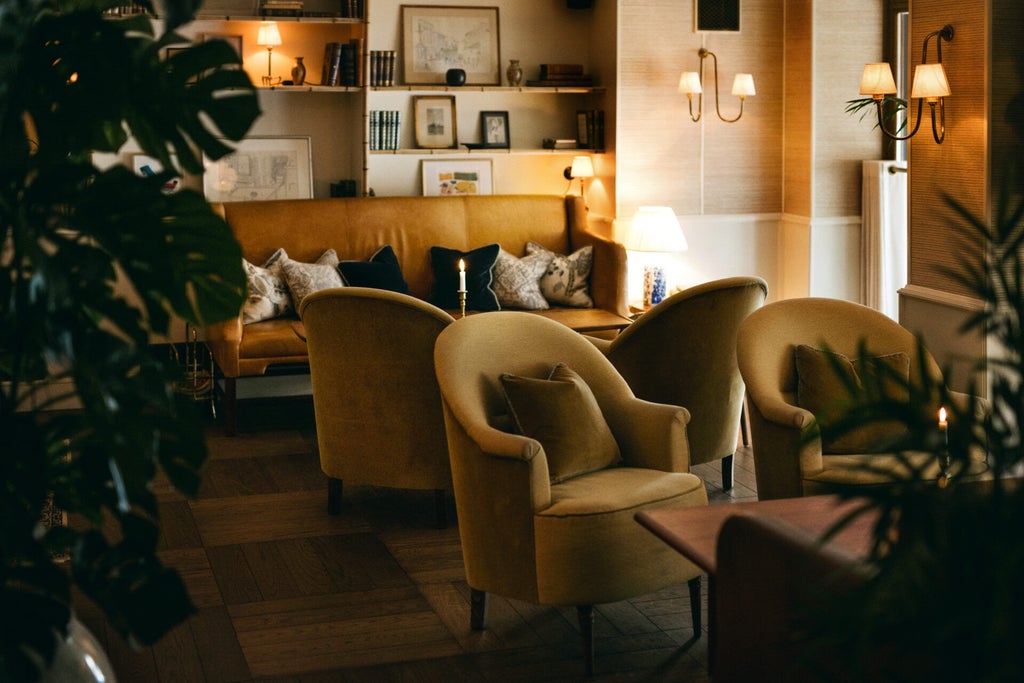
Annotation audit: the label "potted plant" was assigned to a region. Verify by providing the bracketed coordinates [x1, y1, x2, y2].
[0, 0, 259, 679]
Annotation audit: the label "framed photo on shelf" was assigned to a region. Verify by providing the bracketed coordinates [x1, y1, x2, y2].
[480, 111, 510, 149]
[401, 5, 501, 85]
[414, 95, 458, 149]
[202, 136, 313, 202]
[421, 158, 494, 196]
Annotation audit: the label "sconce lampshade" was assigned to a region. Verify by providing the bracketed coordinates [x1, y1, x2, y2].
[910, 63, 951, 101]
[257, 22, 282, 47]
[731, 73, 756, 98]
[859, 62, 898, 98]
[621, 206, 688, 253]
[570, 155, 595, 178]
[678, 71, 703, 95]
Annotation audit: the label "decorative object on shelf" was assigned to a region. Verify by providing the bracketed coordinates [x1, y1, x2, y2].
[446, 68, 467, 86]
[575, 109, 605, 150]
[402, 5, 501, 85]
[421, 158, 494, 196]
[851, 24, 954, 145]
[506, 59, 523, 86]
[259, 0, 303, 18]
[291, 56, 305, 85]
[257, 21, 282, 86]
[203, 136, 313, 202]
[543, 138, 579, 150]
[413, 95, 458, 149]
[563, 155, 594, 203]
[480, 110, 510, 148]
[678, 48, 755, 123]
[619, 206, 689, 308]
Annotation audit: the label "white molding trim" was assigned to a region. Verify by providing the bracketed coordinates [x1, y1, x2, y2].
[899, 284, 985, 312]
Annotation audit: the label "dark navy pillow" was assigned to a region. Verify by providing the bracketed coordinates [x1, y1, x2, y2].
[429, 243, 501, 312]
[337, 245, 410, 294]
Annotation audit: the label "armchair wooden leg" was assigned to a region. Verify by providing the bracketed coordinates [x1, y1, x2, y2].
[223, 376, 237, 436]
[722, 453, 734, 491]
[434, 489, 447, 529]
[688, 575, 702, 634]
[470, 588, 488, 631]
[327, 477, 342, 516]
[577, 604, 594, 677]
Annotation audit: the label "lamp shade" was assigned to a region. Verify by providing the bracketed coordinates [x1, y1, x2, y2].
[860, 63, 897, 97]
[910, 63, 951, 100]
[678, 71, 703, 95]
[731, 73, 756, 97]
[570, 155, 595, 178]
[621, 207, 688, 253]
[257, 22, 282, 47]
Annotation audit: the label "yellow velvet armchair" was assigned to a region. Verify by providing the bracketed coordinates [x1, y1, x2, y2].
[300, 287, 455, 526]
[737, 297, 986, 500]
[587, 276, 767, 490]
[434, 312, 708, 676]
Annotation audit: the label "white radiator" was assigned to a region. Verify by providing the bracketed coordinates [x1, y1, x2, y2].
[861, 160, 907, 320]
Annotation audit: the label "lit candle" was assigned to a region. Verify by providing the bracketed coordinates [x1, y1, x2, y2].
[458, 258, 466, 291]
[938, 406, 950, 485]
[938, 407, 947, 430]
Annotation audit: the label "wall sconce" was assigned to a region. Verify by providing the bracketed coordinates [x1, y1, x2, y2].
[620, 207, 688, 308]
[859, 24, 953, 144]
[678, 48, 755, 123]
[257, 21, 282, 86]
[563, 155, 595, 200]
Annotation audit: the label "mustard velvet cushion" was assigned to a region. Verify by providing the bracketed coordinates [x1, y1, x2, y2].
[241, 247, 292, 324]
[500, 363, 622, 483]
[492, 248, 551, 310]
[795, 344, 911, 454]
[429, 244, 501, 311]
[337, 245, 410, 294]
[281, 249, 345, 310]
[525, 241, 594, 308]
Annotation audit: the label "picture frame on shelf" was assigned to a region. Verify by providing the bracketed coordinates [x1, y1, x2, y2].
[421, 158, 494, 196]
[414, 95, 458, 149]
[480, 111, 510, 149]
[401, 5, 501, 85]
[202, 136, 313, 202]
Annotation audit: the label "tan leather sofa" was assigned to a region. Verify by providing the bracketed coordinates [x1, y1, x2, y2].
[206, 194, 628, 434]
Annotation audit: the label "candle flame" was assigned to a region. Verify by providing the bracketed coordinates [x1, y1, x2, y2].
[938, 407, 947, 425]
[458, 259, 465, 271]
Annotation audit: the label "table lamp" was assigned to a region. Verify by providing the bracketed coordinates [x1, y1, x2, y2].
[257, 22, 282, 86]
[620, 206, 688, 308]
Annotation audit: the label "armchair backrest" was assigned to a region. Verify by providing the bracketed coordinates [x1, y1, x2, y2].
[603, 276, 767, 466]
[300, 287, 455, 490]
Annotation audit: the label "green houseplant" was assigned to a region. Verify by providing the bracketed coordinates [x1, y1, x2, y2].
[0, 0, 259, 679]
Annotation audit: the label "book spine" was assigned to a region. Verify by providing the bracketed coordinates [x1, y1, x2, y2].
[387, 50, 395, 86]
[339, 43, 355, 86]
[326, 42, 343, 87]
[370, 110, 379, 151]
[350, 38, 365, 87]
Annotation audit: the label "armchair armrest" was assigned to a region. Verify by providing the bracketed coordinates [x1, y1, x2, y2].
[606, 397, 691, 472]
[205, 315, 243, 377]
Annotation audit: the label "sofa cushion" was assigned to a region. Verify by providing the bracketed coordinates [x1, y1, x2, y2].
[241, 248, 292, 324]
[492, 248, 551, 310]
[281, 249, 345, 311]
[337, 245, 410, 294]
[526, 241, 594, 308]
[429, 244, 500, 312]
[795, 344, 911, 453]
[500, 363, 621, 483]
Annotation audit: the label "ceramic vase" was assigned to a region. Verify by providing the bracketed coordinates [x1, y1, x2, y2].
[506, 59, 523, 87]
[291, 57, 306, 86]
[40, 616, 117, 682]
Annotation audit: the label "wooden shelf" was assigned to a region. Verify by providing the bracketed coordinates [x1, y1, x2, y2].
[370, 85, 605, 94]
[192, 14, 364, 24]
[370, 148, 604, 156]
[257, 85, 362, 93]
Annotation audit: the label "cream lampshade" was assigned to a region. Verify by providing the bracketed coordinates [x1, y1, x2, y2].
[859, 62, 898, 99]
[678, 71, 703, 96]
[911, 63, 951, 101]
[731, 73, 756, 98]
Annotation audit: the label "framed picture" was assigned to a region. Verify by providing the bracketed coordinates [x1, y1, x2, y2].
[421, 158, 494, 196]
[414, 95, 458, 149]
[480, 110, 509, 149]
[133, 154, 182, 194]
[402, 5, 501, 85]
[202, 136, 313, 202]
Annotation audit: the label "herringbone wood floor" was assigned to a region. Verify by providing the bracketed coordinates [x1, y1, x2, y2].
[73, 398, 758, 682]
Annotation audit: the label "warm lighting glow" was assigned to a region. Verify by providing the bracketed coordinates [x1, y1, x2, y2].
[458, 258, 466, 291]
[938, 407, 948, 428]
[859, 62, 898, 99]
[678, 71, 703, 95]
[911, 63, 951, 101]
[257, 22, 282, 47]
[731, 73, 756, 98]
[569, 155, 595, 178]
[621, 207, 688, 253]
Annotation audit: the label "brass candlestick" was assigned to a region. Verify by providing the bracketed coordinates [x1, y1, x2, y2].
[458, 289, 467, 318]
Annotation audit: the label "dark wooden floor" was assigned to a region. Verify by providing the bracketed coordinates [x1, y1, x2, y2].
[73, 398, 759, 682]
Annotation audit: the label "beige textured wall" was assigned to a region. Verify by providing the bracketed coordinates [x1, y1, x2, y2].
[783, 0, 813, 218]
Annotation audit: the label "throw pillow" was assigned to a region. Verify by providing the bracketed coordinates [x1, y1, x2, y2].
[492, 248, 551, 310]
[241, 248, 292, 324]
[525, 241, 594, 308]
[337, 245, 410, 294]
[429, 244, 501, 312]
[281, 249, 345, 311]
[795, 345, 911, 454]
[500, 363, 621, 483]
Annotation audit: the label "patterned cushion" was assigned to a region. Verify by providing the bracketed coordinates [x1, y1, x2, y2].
[525, 241, 594, 308]
[337, 245, 410, 294]
[281, 249, 345, 311]
[492, 248, 551, 310]
[428, 244, 501, 312]
[241, 248, 292, 324]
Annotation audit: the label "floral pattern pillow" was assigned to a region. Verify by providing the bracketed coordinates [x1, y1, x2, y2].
[281, 249, 345, 312]
[492, 248, 551, 310]
[525, 241, 594, 308]
[241, 248, 292, 324]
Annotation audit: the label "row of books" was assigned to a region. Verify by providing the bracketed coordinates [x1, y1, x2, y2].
[259, 0, 303, 17]
[369, 51, 397, 87]
[260, 0, 363, 19]
[369, 110, 402, 151]
[329, 179, 359, 198]
[322, 39, 364, 87]
[527, 63, 595, 87]
[577, 109, 605, 150]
